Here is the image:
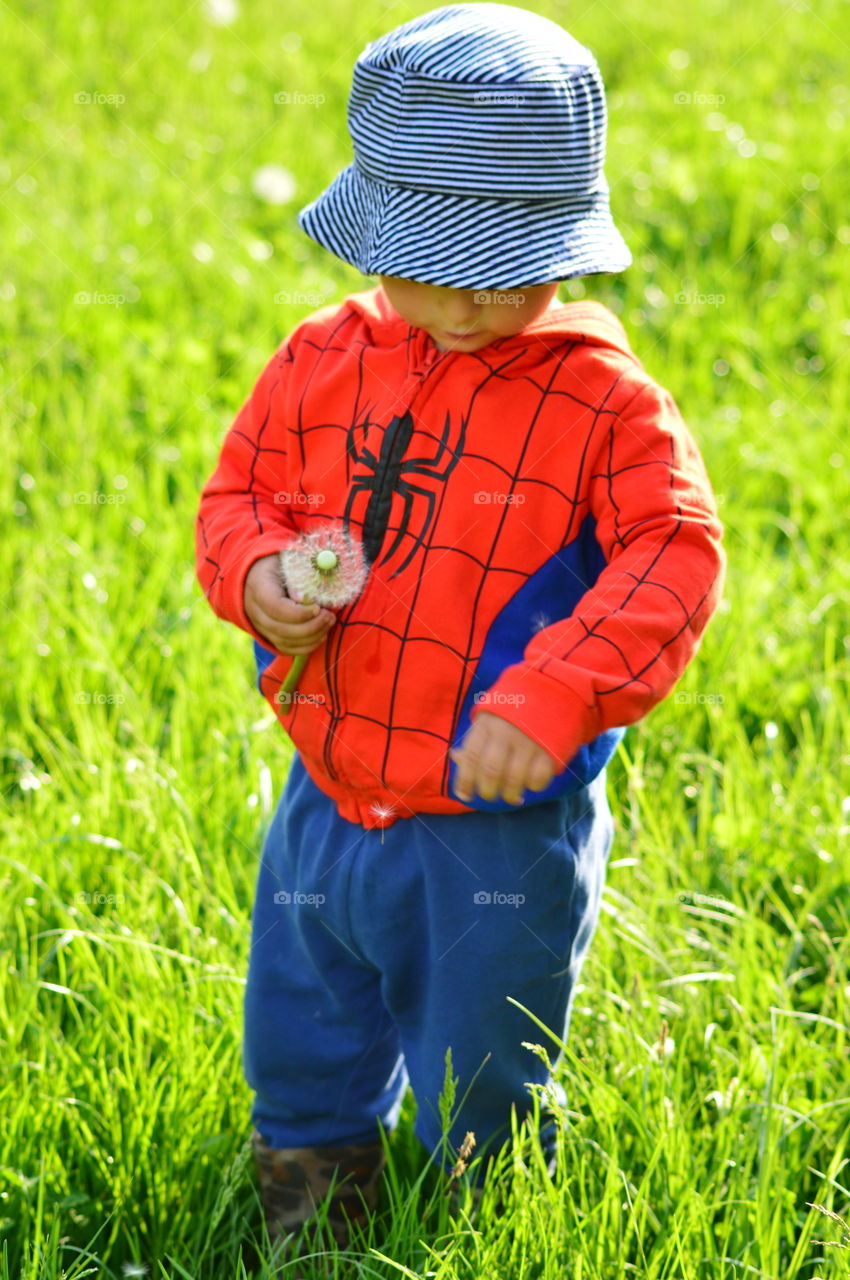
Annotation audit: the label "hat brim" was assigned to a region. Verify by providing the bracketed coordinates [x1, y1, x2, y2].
[297, 164, 632, 291]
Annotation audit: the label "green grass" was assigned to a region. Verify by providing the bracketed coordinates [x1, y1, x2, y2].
[2, 0, 850, 1274]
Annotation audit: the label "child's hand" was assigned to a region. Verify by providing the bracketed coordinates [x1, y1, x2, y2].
[244, 554, 337, 655]
[449, 712, 557, 806]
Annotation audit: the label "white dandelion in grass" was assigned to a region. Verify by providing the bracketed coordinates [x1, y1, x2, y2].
[203, 0, 238, 25]
[251, 164, 297, 205]
[649, 1018, 675, 1062]
[276, 522, 367, 712]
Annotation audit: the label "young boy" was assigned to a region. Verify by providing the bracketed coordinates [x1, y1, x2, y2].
[195, 0, 726, 1256]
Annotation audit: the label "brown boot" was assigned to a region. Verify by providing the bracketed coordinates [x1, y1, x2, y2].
[251, 1128, 386, 1254]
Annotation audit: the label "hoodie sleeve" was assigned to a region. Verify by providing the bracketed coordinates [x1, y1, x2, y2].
[195, 340, 299, 649]
[470, 376, 727, 770]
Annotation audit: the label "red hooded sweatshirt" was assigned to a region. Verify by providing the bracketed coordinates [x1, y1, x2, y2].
[196, 286, 726, 829]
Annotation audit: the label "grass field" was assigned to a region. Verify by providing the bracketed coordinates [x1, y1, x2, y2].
[2, 0, 850, 1275]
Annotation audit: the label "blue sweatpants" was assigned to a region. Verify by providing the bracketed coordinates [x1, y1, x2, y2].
[243, 752, 614, 1177]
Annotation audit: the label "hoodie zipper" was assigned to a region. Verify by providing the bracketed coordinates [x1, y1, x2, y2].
[319, 332, 455, 784]
[360, 333, 455, 560]
[316, 332, 450, 780]
[384, 329, 458, 407]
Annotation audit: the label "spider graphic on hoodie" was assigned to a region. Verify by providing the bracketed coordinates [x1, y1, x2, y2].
[343, 407, 467, 577]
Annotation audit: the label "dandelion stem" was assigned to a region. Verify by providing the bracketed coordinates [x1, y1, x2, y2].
[278, 590, 315, 713]
[278, 653, 308, 711]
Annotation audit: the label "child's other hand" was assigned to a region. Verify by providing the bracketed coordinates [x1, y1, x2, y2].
[449, 712, 557, 806]
[244, 554, 337, 656]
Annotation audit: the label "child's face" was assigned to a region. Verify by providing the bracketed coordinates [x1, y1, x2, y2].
[378, 275, 561, 353]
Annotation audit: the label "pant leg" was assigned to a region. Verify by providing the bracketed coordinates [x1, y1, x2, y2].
[243, 753, 409, 1149]
[347, 770, 614, 1177]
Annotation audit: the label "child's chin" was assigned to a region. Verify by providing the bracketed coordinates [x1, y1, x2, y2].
[431, 330, 491, 351]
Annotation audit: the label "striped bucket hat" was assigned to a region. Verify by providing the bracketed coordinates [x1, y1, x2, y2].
[296, 2, 632, 291]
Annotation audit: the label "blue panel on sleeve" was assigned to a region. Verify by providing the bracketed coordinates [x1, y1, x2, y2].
[448, 511, 626, 809]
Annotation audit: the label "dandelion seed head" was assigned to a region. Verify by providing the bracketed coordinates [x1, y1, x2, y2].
[203, 0, 239, 26]
[251, 163, 296, 205]
[279, 523, 367, 608]
[649, 1017, 675, 1062]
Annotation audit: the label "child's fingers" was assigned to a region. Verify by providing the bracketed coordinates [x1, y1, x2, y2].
[525, 751, 555, 793]
[260, 591, 326, 626]
[450, 720, 509, 803]
[249, 601, 336, 654]
[244, 556, 339, 652]
[473, 739, 513, 803]
[250, 585, 334, 630]
[496, 748, 529, 805]
[450, 740, 555, 806]
[452, 748, 523, 805]
[456, 733, 508, 803]
[449, 743, 476, 803]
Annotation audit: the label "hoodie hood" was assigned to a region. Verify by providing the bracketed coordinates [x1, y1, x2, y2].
[335, 284, 640, 363]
